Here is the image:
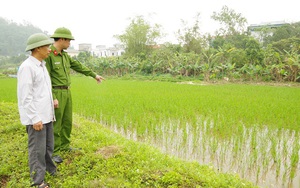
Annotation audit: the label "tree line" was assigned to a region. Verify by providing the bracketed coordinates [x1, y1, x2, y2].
[1, 6, 300, 82]
[78, 6, 300, 82]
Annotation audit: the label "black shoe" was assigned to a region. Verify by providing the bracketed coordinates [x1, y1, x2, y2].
[31, 181, 50, 187]
[50, 170, 59, 177]
[52, 155, 63, 163]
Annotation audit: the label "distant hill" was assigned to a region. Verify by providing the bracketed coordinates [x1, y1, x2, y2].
[0, 17, 44, 56]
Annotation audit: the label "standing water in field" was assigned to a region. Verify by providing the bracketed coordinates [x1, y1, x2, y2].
[109, 118, 300, 188]
[71, 78, 300, 187]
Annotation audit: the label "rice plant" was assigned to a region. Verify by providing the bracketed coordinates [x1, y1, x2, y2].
[1, 76, 299, 187]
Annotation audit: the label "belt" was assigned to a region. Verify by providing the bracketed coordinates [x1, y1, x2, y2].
[52, 86, 70, 89]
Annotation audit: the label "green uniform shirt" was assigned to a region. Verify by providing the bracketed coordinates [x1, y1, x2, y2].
[45, 45, 96, 99]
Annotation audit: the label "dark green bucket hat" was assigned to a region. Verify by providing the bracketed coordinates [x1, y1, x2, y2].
[25, 33, 53, 52]
[51, 27, 75, 40]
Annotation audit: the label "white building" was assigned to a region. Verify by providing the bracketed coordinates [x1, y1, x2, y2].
[93, 45, 108, 57]
[247, 21, 289, 42]
[66, 49, 80, 57]
[79, 43, 92, 52]
[67, 43, 124, 57]
[93, 44, 124, 57]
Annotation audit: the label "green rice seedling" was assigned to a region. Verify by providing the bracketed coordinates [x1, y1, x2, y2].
[0, 78, 17, 102]
[289, 135, 300, 180]
[1, 77, 299, 187]
[290, 153, 299, 181]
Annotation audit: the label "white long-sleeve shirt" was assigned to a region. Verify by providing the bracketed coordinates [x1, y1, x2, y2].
[17, 56, 55, 125]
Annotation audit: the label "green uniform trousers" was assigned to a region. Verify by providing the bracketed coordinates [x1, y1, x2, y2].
[53, 88, 72, 155]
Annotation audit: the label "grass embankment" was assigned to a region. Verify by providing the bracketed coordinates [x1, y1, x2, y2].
[0, 102, 256, 187]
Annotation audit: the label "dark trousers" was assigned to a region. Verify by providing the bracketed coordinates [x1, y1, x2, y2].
[26, 122, 56, 185]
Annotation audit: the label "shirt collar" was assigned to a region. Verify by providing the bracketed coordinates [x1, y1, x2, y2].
[29, 55, 45, 67]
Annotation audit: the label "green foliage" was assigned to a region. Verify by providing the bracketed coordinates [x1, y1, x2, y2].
[271, 37, 300, 53]
[210, 34, 251, 51]
[264, 22, 300, 44]
[114, 15, 163, 58]
[244, 37, 264, 65]
[211, 5, 248, 36]
[176, 13, 206, 53]
[0, 54, 27, 66]
[0, 54, 27, 75]
[76, 51, 93, 64]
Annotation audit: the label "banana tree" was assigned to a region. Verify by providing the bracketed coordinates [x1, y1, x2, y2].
[283, 49, 300, 82]
[201, 50, 217, 81]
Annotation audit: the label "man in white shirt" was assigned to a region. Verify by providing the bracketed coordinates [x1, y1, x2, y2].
[17, 33, 56, 188]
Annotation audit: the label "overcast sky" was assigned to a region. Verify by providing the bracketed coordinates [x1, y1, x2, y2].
[1, 0, 299, 49]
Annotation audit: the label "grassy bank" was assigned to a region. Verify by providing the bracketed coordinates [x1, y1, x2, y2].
[0, 102, 256, 187]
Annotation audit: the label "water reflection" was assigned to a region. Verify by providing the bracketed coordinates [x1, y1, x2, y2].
[109, 119, 300, 188]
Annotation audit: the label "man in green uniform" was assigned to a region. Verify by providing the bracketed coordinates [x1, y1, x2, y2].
[45, 27, 104, 163]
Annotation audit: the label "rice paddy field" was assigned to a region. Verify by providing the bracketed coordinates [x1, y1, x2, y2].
[1, 76, 300, 187]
